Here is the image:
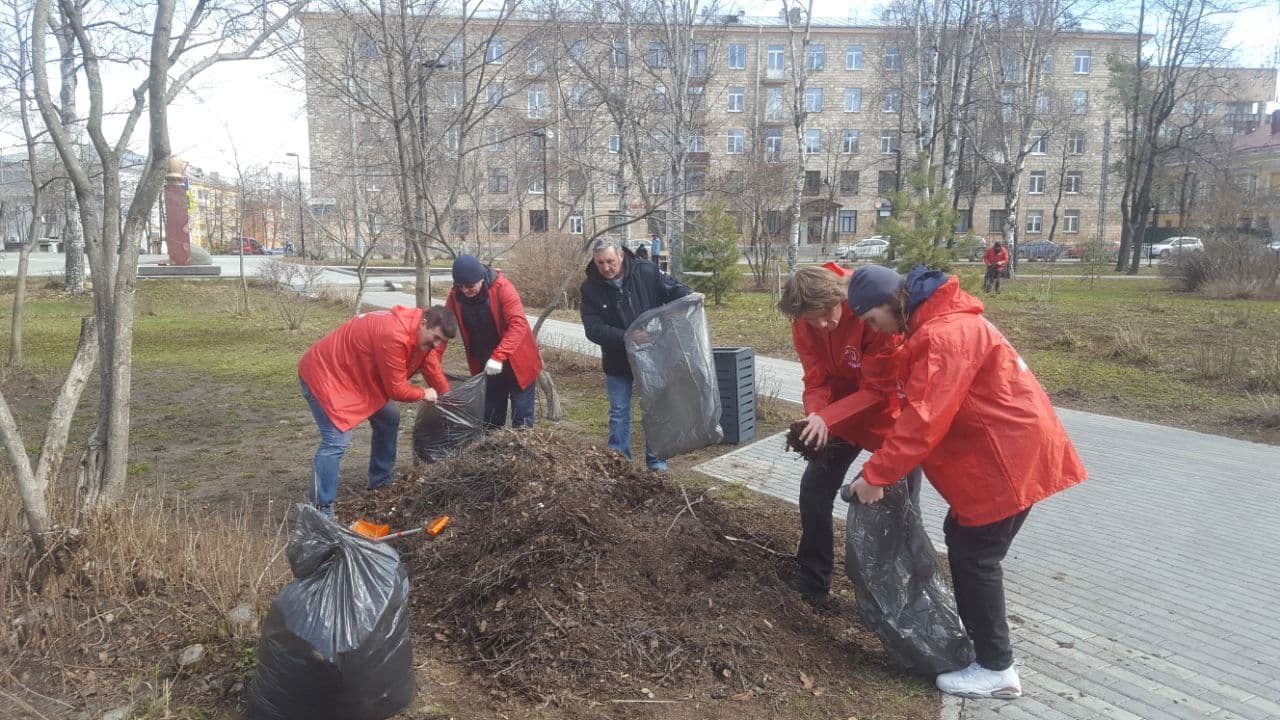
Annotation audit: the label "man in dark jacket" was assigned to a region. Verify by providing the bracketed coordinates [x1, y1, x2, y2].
[580, 238, 690, 471]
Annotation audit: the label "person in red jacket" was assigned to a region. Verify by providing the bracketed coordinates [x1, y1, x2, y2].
[298, 305, 457, 518]
[778, 264, 918, 602]
[843, 264, 1086, 700]
[982, 241, 1010, 294]
[445, 255, 544, 429]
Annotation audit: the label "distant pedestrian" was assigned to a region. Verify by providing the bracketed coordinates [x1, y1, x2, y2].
[580, 238, 690, 471]
[445, 254, 544, 429]
[298, 305, 456, 519]
[983, 241, 1009, 293]
[634, 243, 650, 261]
[843, 264, 1086, 700]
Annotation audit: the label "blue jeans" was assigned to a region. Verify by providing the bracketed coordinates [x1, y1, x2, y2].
[604, 374, 661, 468]
[300, 378, 400, 509]
[484, 366, 536, 429]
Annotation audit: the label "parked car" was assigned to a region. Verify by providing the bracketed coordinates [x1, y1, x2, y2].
[851, 236, 890, 260]
[1144, 236, 1203, 259]
[1065, 240, 1121, 261]
[1018, 239, 1063, 261]
[834, 244, 853, 259]
[1268, 240, 1280, 254]
[228, 237, 268, 255]
[961, 235, 989, 261]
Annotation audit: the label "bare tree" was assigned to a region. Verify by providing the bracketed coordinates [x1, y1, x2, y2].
[29, 0, 304, 508]
[778, 0, 814, 272]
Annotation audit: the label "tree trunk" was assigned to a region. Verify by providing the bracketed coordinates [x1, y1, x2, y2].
[536, 371, 564, 422]
[10, 236, 35, 368]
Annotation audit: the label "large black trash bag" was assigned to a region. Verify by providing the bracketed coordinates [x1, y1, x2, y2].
[625, 293, 722, 458]
[412, 373, 487, 463]
[844, 476, 974, 675]
[248, 505, 414, 720]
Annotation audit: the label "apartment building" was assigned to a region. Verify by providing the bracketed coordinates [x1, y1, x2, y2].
[300, 10, 1272, 258]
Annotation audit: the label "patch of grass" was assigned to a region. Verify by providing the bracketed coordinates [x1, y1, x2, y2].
[127, 462, 154, 476]
[1245, 349, 1280, 394]
[1106, 323, 1156, 365]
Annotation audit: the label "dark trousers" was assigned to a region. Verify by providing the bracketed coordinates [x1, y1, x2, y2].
[483, 366, 536, 430]
[944, 507, 1031, 671]
[795, 443, 924, 593]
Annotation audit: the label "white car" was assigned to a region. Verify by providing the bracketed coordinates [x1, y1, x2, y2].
[834, 244, 853, 259]
[1146, 236, 1203, 259]
[851, 236, 890, 260]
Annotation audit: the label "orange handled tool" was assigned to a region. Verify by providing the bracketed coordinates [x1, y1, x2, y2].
[363, 515, 451, 543]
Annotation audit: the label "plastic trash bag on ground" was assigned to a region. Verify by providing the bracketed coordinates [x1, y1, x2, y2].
[412, 373, 487, 463]
[844, 472, 974, 675]
[625, 293, 722, 459]
[248, 504, 414, 720]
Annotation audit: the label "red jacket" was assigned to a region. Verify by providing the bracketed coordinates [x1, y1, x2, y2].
[793, 263, 904, 450]
[983, 245, 1009, 269]
[445, 270, 544, 390]
[860, 277, 1086, 526]
[298, 305, 450, 432]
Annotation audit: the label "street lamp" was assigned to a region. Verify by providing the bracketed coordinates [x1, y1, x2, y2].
[285, 152, 306, 259]
[530, 130, 549, 233]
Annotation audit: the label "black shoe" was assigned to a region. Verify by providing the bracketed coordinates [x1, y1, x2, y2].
[786, 575, 829, 602]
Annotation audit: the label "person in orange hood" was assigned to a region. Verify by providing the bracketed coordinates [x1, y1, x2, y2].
[982, 241, 1010, 294]
[298, 305, 457, 518]
[844, 264, 1086, 700]
[778, 264, 919, 602]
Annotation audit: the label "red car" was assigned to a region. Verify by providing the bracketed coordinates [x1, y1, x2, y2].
[228, 237, 268, 255]
[1065, 240, 1120, 261]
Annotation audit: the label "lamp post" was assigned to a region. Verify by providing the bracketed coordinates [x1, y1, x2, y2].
[285, 152, 306, 259]
[530, 130, 549, 232]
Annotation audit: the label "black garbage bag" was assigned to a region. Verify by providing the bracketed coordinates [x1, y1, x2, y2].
[412, 373, 487, 463]
[248, 505, 414, 720]
[844, 474, 974, 675]
[625, 293, 722, 459]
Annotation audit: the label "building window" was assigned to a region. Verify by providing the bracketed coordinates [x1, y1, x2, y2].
[1029, 171, 1046, 194]
[357, 35, 379, 58]
[487, 168, 509, 193]
[805, 87, 823, 112]
[1072, 90, 1088, 114]
[567, 39, 587, 61]
[726, 129, 745, 154]
[527, 48, 545, 74]
[606, 175, 620, 195]
[608, 133, 620, 153]
[528, 84, 547, 119]
[487, 83, 505, 108]
[569, 214, 584, 234]
[690, 43, 708, 77]
[1035, 91, 1050, 114]
[1042, 53, 1054, 74]
[483, 127, 505, 151]
[486, 38, 504, 64]
[530, 209, 547, 232]
[884, 46, 902, 70]
[451, 211, 470, 236]
[839, 170, 859, 195]
[445, 127, 459, 151]
[880, 129, 899, 155]
[567, 84, 588, 111]
[445, 82, 462, 108]
[1064, 171, 1082, 194]
[845, 44, 863, 70]
[687, 170, 706, 194]
[568, 127, 588, 151]
[764, 210, 785, 234]
[1002, 51, 1019, 83]
[1001, 89, 1015, 120]
[841, 129, 860, 154]
[766, 87, 785, 120]
[1073, 50, 1091, 74]
[1063, 209, 1080, 234]
[803, 129, 822, 154]
[878, 170, 897, 194]
[488, 211, 510, 234]
[609, 39, 627, 67]
[728, 43, 746, 69]
[648, 41, 666, 68]
[727, 87, 745, 112]
[807, 44, 825, 70]
[687, 132, 706, 152]
[765, 129, 784, 161]
[803, 170, 822, 195]
[1026, 210, 1043, 233]
[647, 174, 668, 195]
[767, 44, 785, 75]
[838, 209, 857, 233]
[989, 209, 1006, 233]
[527, 176, 544, 194]
[883, 87, 900, 112]
[1031, 135, 1048, 154]
[1067, 132, 1085, 155]
[844, 87, 863, 112]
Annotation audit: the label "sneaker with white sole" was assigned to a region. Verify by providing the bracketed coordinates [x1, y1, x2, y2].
[935, 662, 1021, 699]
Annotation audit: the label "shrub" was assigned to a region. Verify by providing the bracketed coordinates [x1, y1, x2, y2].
[1160, 233, 1280, 299]
[1107, 323, 1155, 365]
[1245, 349, 1280, 394]
[882, 159, 956, 272]
[683, 202, 743, 305]
[502, 233, 586, 310]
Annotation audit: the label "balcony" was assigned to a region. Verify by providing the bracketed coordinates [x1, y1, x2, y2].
[686, 151, 710, 166]
[764, 67, 786, 83]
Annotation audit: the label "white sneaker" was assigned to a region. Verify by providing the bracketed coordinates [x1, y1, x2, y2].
[936, 662, 1021, 699]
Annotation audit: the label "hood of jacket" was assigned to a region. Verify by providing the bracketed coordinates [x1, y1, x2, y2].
[389, 303, 424, 336]
[907, 271, 983, 329]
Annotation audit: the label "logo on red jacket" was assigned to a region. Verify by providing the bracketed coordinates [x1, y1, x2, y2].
[842, 345, 861, 370]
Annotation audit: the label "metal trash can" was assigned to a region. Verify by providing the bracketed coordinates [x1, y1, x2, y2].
[713, 347, 756, 444]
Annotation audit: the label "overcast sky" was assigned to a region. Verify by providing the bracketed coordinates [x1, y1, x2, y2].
[148, 0, 1280, 180]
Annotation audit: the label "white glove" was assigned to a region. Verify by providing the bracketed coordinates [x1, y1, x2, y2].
[484, 358, 503, 375]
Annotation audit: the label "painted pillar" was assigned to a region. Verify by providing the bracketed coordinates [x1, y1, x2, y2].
[163, 155, 192, 265]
